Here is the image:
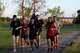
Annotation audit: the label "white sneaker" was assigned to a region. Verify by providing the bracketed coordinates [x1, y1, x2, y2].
[13, 49, 16, 52]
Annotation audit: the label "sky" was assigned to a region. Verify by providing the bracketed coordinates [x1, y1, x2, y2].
[1, 0, 80, 18]
[46, 0, 80, 17]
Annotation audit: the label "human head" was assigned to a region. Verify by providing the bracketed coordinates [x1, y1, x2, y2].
[22, 18, 27, 24]
[48, 17, 53, 22]
[31, 13, 36, 18]
[53, 16, 59, 21]
[36, 15, 40, 19]
[31, 19, 35, 24]
[13, 15, 17, 21]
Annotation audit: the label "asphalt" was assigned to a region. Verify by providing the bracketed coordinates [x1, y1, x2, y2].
[8, 31, 80, 53]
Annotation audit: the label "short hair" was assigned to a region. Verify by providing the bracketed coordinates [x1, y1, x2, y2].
[48, 17, 52, 19]
[53, 16, 57, 18]
[48, 17, 53, 20]
[36, 15, 40, 17]
[13, 15, 17, 18]
[31, 18, 35, 21]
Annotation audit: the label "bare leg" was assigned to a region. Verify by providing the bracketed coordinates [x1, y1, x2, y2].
[25, 40, 29, 45]
[56, 35, 58, 46]
[12, 35, 16, 52]
[51, 41, 54, 51]
[47, 39, 50, 48]
[21, 38, 25, 48]
[30, 39, 34, 51]
[33, 39, 39, 49]
[37, 35, 41, 46]
[15, 36, 19, 45]
[54, 35, 58, 49]
[47, 39, 51, 52]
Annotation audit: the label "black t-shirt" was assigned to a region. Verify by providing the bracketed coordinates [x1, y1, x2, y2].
[35, 19, 44, 31]
[10, 20, 21, 31]
[28, 23, 36, 32]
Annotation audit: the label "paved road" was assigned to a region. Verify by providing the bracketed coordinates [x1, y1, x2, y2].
[8, 31, 80, 53]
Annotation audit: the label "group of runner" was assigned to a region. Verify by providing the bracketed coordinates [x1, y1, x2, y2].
[10, 14, 62, 52]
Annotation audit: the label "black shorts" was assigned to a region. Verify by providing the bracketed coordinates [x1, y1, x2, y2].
[21, 34, 28, 40]
[12, 30, 20, 36]
[29, 33, 37, 39]
[46, 35, 54, 41]
[55, 33, 59, 36]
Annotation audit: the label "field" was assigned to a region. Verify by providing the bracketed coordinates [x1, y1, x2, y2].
[0, 24, 80, 53]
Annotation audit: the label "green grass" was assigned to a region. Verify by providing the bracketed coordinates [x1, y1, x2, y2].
[0, 24, 80, 53]
[63, 38, 80, 53]
[0, 28, 12, 53]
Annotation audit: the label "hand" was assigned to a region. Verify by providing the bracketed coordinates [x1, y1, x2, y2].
[42, 25, 44, 26]
[57, 27, 60, 29]
[24, 29, 26, 30]
[51, 28, 53, 30]
[15, 28, 18, 30]
[36, 32, 38, 35]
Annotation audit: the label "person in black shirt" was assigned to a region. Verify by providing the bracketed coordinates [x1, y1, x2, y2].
[28, 19, 38, 51]
[35, 15, 44, 47]
[10, 15, 22, 52]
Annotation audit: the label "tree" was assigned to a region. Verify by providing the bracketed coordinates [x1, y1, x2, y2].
[77, 10, 80, 20]
[0, 2, 5, 17]
[73, 9, 80, 24]
[0, 2, 5, 28]
[46, 6, 64, 17]
[18, 0, 46, 18]
[18, 0, 25, 17]
[24, 7, 32, 18]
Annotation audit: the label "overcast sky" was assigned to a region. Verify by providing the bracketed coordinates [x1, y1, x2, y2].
[1, 0, 80, 18]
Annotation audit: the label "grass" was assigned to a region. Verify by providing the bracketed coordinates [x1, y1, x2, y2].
[63, 37, 80, 53]
[0, 29, 12, 53]
[0, 24, 80, 53]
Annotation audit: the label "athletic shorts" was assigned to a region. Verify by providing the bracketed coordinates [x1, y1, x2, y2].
[46, 35, 54, 41]
[12, 30, 20, 36]
[55, 33, 59, 36]
[29, 33, 37, 39]
[21, 34, 28, 40]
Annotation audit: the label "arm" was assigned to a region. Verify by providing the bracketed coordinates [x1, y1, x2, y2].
[18, 26, 22, 29]
[54, 23, 57, 30]
[59, 22, 62, 29]
[15, 26, 22, 30]
[57, 22, 62, 29]
[15, 21, 22, 30]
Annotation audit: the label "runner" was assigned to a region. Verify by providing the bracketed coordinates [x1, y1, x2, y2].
[10, 15, 22, 52]
[21, 17, 29, 50]
[35, 15, 44, 47]
[53, 16, 62, 49]
[28, 19, 38, 51]
[46, 17, 56, 52]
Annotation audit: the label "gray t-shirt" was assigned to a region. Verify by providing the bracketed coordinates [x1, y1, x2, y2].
[54, 21, 61, 33]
